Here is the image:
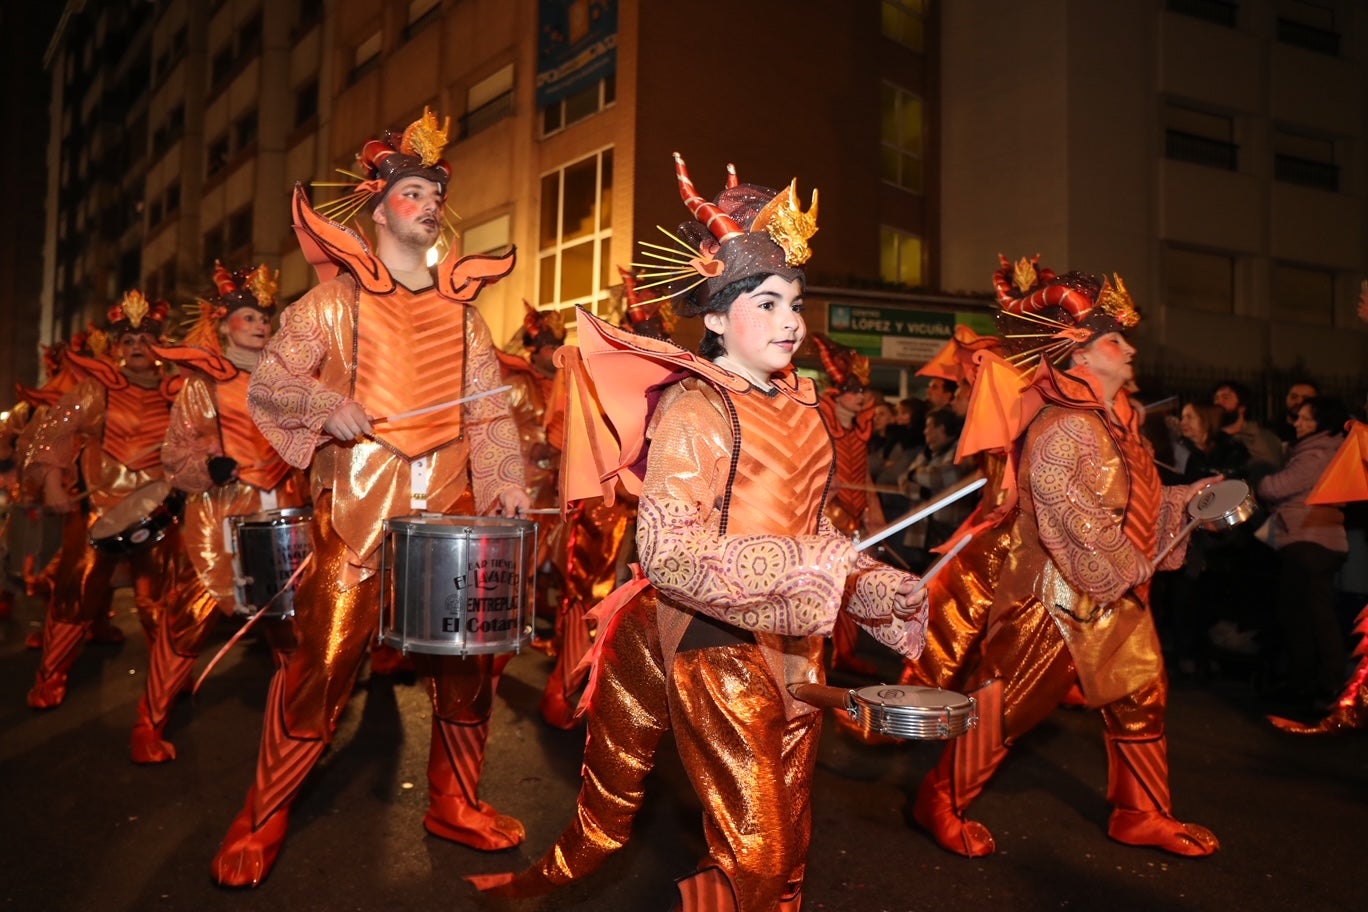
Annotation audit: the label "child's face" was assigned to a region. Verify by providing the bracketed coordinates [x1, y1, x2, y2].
[706, 275, 806, 384]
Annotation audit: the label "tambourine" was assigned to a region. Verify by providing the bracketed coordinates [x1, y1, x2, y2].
[1156, 478, 1257, 564]
[789, 683, 977, 741]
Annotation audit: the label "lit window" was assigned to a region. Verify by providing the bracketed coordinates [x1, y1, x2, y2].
[541, 75, 615, 138]
[881, 0, 926, 51]
[462, 214, 512, 256]
[351, 30, 382, 83]
[463, 64, 514, 138]
[880, 82, 923, 193]
[879, 226, 923, 287]
[538, 148, 614, 314]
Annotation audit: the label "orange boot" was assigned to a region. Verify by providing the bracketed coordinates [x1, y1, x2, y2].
[674, 867, 738, 912]
[912, 678, 1005, 857]
[131, 617, 199, 763]
[210, 670, 326, 887]
[27, 616, 88, 709]
[423, 714, 524, 850]
[1105, 735, 1219, 856]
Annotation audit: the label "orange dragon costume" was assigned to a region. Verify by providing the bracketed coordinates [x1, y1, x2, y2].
[812, 333, 884, 678]
[25, 293, 180, 709]
[912, 265, 1221, 859]
[475, 156, 927, 911]
[210, 111, 525, 887]
[130, 263, 310, 764]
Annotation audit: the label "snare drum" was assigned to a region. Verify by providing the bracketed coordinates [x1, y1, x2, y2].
[845, 685, 977, 741]
[232, 506, 313, 618]
[1187, 479, 1257, 531]
[379, 515, 536, 656]
[89, 480, 186, 555]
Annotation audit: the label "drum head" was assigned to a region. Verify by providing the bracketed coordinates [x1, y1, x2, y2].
[853, 684, 973, 711]
[1187, 479, 1252, 522]
[90, 479, 173, 538]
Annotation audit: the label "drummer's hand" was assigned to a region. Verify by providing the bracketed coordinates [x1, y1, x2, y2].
[1131, 551, 1156, 586]
[892, 574, 927, 619]
[496, 487, 532, 517]
[323, 400, 373, 442]
[42, 472, 74, 513]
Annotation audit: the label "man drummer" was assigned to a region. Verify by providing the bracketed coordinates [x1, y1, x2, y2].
[130, 263, 311, 764]
[25, 293, 179, 709]
[211, 109, 529, 888]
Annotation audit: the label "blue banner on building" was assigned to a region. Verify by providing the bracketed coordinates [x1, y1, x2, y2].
[537, 0, 618, 108]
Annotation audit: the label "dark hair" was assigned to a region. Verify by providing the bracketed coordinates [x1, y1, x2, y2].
[698, 273, 769, 360]
[927, 406, 963, 439]
[1300, 396, 1349, 437]
[1184, 402, 1225, 450]
[1214, 380, 1253, 410]
[928, 377, 958, 397]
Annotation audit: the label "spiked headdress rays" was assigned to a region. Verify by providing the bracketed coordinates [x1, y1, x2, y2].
[310, 106, 459, 254]
[992, 253, 1141, 370]
[629, 153, 818, 315]
[107, 289, 170, 338]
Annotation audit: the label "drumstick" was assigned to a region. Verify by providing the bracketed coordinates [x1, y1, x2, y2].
[855, 475, 986, 552]
[519, 507, 561, 515]
[1153, 517, 1200, 567]
[371, 385, 513, 424]
[907, 531, 975, 598]
[192, 554, 314, 695]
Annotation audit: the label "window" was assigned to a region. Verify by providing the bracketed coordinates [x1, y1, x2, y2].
[1165, 104, 1237, 170]
[211, 43, 234, 88]
[461, 214, 511, 256]
[351, 30, 382, 84]
[538, 148, 613, 313]
[294, 80, 319, 128]
[1163, 246, 1233, 313]
[1276, 0, 1340, 56]
[203, 225, 225, 269]
[148, 198, 164, 228]
[1272, 263, 1335, 324]
[1166, 0, 1238, 27]
[405, 0, 441, 38]
[881, 0, 926, 51]
[165, 181, 180, 215]
[234, 110, 258, 151]
[462, 64, 514, 139]
[207, 133, 230, 178]
[238, 10, 263, 58]
[880, 82, 923, 193]
[880, 227, 923, 287]
[1274, 129, 1338, 191]
[541, 75, 614, 137]
[228, 205, 254, 253]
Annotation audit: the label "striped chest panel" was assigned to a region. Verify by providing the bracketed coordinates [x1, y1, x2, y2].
[1116, 426, 1161, 556]
[354, 287, 467, 460]
[103, 383, 173, 471]
[828, 423, 870, 516]
[719, 387, 833, 537]
[216, 373, 292, 491]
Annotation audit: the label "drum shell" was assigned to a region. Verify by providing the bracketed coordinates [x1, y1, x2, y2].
[89, 483, 186, 555]
[1196, 488, 1258, 532]
[232, 507, 313, 618]
[380, 515, 535, 656]
[850, 685, 978, 741]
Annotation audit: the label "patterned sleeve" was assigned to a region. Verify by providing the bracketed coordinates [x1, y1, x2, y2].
[1029, 412, 1146, 604]
[161, 374, 219, 494]
[464, 306, 527, 513]
[247, 290, 346, 469]
[821, 511, 928, 657]
[25, 378, 102, 483]
[636, 386, 857, 637]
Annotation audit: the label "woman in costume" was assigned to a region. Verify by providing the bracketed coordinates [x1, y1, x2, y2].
[475, 155, 927, 912]
[131, 263, 310, 763]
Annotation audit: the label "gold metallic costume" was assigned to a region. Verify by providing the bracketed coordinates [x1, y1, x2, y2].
[25, 361, 177, 708]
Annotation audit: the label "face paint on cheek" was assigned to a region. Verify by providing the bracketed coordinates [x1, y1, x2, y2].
[388, 198, 421, 221]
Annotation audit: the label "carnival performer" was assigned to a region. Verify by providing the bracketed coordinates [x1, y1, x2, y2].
[534, 270, 671, 729]
[494, 301, 567, 653]
[811, 333, 884, 677]
[210, 109, 528, 888]
[127, 263, 311, 764]
[25, 293, 179, 709]
[474, 155, 927, 911]
[912, 268, 1222, 859]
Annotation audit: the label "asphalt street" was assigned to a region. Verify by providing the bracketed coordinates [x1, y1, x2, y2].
[1, 587, 1364, 912]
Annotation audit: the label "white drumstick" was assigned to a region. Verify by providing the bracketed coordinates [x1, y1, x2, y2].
[1154, 517, 1200, 567]
[855, 475, 987, 552]
[908, 532, 975, 597]
[520, 508, 561, 515]
[372, 385, 513, 424]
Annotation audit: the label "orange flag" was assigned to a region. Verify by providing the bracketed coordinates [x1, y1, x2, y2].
[1306, 421, 1368, 505]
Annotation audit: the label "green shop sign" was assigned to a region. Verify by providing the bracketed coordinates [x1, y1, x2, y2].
[827, 303, 996, 363]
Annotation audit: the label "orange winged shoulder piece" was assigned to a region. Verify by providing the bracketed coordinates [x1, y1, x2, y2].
[556, 308, 754, 508]
[64, 350, 128, 391]
[290, 182, 395, 294]
[436, 242, 517, 303]
[151, 344, 240, 384]
[1307, 421, 1368, 505]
